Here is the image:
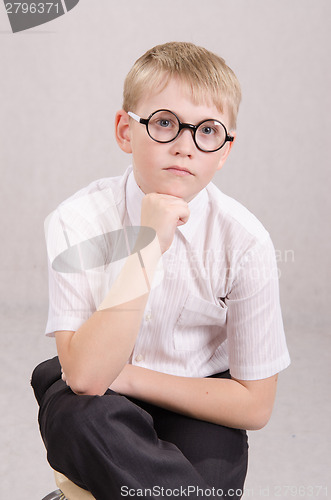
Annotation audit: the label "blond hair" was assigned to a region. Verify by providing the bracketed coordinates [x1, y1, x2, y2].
[123, 42, 241, 130]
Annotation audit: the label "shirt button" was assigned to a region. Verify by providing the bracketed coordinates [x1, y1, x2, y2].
[135, 354, 144, 363]
[145, 311, 152, 321]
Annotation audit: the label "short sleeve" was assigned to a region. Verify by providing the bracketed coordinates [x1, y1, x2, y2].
[45, 258, 96, 336]
[44, 208, 97, 336]
[226, 235, 291, 380]
[44, 184, 125, 336]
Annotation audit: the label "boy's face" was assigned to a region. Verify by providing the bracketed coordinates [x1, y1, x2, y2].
[116, 78, 235, 202]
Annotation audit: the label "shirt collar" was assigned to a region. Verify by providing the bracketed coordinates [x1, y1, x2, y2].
[126, 168, 209, 243]
[126, 168, 145, 227]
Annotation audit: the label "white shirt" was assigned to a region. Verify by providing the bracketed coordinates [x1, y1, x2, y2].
[45, 166, 290, 380]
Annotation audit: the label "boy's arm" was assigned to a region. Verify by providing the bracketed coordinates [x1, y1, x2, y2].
[56, 193, 189, 396]
[110, 364, 278, 431]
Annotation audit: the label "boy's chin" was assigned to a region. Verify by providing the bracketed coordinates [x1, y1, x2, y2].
[157, 188, 197, 202]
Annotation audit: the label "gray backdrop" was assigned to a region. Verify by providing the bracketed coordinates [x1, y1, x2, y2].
[1, 0, 330, 327]
[0, 1, 330, 497]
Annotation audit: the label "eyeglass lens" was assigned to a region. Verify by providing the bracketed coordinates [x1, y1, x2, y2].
[147, 110, 227, 151]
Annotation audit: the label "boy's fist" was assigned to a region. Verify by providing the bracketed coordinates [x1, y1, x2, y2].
[141, 193, 190, 253]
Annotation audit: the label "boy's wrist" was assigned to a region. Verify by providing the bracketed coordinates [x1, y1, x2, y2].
[98, 231, 162, 311]
[97, 252, 149, 310]
[110, 364, 139, 396]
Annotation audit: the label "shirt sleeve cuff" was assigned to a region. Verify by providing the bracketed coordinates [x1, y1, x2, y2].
[230, 351, 291, 380]
[45, 315, 89, 337]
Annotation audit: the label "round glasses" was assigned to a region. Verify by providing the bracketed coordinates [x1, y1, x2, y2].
[128, 109, 234, 153]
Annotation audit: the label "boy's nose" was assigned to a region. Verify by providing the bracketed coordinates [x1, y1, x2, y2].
[171, 128, 195, 156]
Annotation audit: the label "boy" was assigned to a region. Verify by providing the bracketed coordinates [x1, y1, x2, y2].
[32, 42, 290, 499]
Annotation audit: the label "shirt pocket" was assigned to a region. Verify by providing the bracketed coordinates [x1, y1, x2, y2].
[173, 294, 227, 351]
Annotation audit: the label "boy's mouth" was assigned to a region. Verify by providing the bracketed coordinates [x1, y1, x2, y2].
[164, 166, 193, 176]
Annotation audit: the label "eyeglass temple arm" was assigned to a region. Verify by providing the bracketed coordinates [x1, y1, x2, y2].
[128, 112, 148, 125]
[128, 111, 140, 122]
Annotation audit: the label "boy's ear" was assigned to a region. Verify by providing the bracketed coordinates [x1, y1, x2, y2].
[216, 131, 236, 171]
[115, 110, 132, 153]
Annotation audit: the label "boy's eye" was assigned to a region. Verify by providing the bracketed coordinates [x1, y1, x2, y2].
[158, 119, 171, 127]
[154, 118, 176, 129]
[200, 126, 214, 135]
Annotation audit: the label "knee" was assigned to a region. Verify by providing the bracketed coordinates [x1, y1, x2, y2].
[47, 389, 128, 438]
[31, 357, 61, 406]
[44, 390, 150, 448]
[52, 390, 104, 428]
[43, 390, 107, 452]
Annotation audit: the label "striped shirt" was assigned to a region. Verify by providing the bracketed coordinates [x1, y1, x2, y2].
[45, 165, 290, 380]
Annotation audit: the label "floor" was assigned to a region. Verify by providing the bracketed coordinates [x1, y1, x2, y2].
[1, 306, 330, 500]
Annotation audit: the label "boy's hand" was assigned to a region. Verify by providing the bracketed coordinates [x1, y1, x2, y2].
[141, 193, 190, 253]
[61, 367, 68, 384]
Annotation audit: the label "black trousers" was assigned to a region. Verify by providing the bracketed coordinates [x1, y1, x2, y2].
[31, 357, 248, 500]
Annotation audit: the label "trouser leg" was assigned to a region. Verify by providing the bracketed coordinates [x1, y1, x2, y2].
[32, 357, 213, 500]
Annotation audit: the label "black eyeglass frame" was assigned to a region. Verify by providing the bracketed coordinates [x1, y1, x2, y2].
[128, 109, 234, 153]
